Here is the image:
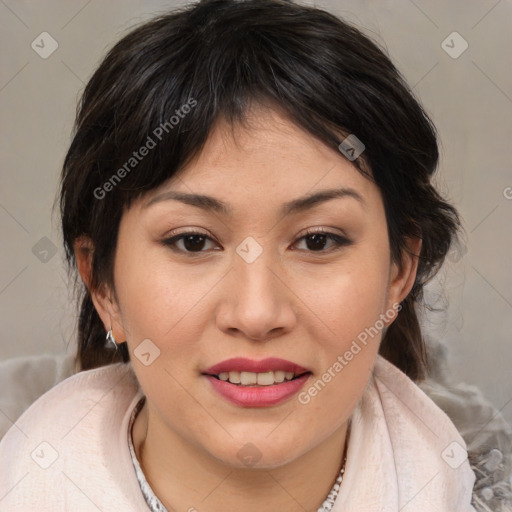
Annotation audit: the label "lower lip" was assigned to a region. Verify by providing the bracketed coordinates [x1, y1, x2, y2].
[203, 373, 311, 407]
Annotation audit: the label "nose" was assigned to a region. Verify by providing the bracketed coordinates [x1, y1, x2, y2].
[215, 247, 297, 342]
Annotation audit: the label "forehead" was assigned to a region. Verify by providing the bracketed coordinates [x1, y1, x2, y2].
[141, 106, 379, 214]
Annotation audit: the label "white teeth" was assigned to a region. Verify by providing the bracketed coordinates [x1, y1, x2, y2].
[240, 371, 257, 385]
[216, 370, 302, 386]
[256, 372, 274, 386]
[273, 370, 285, 383]
[227, 371, 240, 384]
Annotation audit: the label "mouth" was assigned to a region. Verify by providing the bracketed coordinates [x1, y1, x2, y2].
[201, 358, 312, 407]
[201, 357, 312, 388]
[203, 370, 312, 387]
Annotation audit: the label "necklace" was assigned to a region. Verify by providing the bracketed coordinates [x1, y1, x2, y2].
[316, 453, 348, 512]
[317, 422, 350, 512]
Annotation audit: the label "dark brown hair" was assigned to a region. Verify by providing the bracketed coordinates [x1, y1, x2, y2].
[58, 0, 460, 380]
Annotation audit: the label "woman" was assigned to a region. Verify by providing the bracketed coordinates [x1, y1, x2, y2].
[0, 0, 506, 510]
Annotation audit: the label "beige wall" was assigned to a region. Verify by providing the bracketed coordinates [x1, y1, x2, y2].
[1, 0, 511, 424]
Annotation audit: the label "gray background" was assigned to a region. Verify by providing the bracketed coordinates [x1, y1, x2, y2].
[1, 0, 511, 424]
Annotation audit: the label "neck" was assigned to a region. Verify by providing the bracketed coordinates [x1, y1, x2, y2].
[132, 401, 349, 512]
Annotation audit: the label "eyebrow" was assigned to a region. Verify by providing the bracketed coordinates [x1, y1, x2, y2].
[144, 187, 365, 216]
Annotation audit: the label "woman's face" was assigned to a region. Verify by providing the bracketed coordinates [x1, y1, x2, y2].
[99, 107, 416, 468]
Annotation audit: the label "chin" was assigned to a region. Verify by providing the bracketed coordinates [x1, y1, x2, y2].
[207, 437, 303, 471]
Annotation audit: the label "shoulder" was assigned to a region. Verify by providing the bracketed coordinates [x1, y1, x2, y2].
[368, 355, 476, 509]
[3, 361, 139, 433]
[372, 355, 512, 511]
[418, 377, 512, 511]
[0, 361, 140, 448]
[0, 352, 76, 439]
[0, 363, 146, 510]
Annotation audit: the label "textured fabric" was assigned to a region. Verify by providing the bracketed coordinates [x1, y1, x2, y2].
[419, 379, 512, 512]
[0, 353, 75, 439]
[127, 396, 168, 512]
[332, 355, 477, 511]
[0, 355, 477, 511]
[0, 363, 148, 511]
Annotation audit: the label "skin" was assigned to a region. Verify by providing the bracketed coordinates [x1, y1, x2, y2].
[75, 105, 420, 512]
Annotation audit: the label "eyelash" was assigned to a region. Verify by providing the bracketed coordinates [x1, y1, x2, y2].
[161, 228, 352, 256]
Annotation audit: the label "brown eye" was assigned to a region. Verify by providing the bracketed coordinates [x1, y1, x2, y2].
[294, 230, 351, 253]
[162, 232, 219, 254]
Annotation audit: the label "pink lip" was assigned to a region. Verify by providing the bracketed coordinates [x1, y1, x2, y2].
[204, 373, 311, 407]
[203, 357, 309, 375]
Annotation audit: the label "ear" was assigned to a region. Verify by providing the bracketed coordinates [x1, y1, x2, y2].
[74, 236, 127, 343]
[385, 236, 422, 321]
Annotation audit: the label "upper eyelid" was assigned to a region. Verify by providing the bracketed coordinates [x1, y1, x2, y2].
[163, 226, 348, 241]
[164, 227, 216, 239]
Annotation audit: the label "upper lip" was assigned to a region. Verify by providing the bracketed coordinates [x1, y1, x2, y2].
[203, 357, 310, 375]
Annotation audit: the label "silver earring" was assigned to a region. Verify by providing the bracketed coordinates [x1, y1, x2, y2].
[106, 328, 118, 348]
[106, 326, 130, 363]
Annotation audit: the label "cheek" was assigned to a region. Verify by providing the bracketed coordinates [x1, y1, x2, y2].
[296, 267, 388, 425]
[303, 251, 390, 340]
[300, 243, 391, 401]
[113, 245, 194, 343]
